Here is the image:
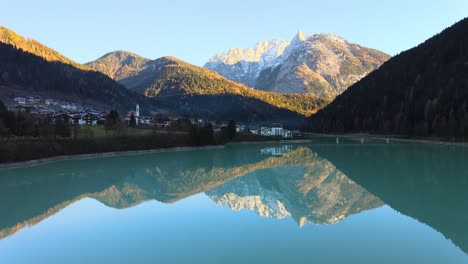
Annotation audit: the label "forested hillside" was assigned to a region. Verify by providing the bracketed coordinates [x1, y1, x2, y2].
[0, 42, 149, 111]
[0, 26, 89, 70]
[88, 54, 330, 123]
[308, 18, 468, 138]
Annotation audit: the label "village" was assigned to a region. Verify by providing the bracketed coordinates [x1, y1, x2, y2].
[8, 96, 299, 138]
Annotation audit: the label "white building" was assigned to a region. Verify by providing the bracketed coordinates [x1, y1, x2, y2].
[27, 96, 40, 103]
[282, 129, 292, 138]
[156, 118, 172, 128]
[14, 97, 26, 105]
[236, 125, 246, 133]
[139, 116, 152, 125]
[83, 113, 98, 125]
[257, 124, 292, 138]
[71, 114, 85, 125]
[260, 124, 283, 137]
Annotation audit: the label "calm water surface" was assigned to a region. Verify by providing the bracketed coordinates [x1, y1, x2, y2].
[0, 137, 467, 263]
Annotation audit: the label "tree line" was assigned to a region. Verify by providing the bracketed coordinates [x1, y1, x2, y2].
[307, 17, 468, 140]
[0, 100, 237, 163]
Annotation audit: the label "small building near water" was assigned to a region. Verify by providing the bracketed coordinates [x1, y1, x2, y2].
[260, 124, 284, 137]
[82, 113, 98, 125]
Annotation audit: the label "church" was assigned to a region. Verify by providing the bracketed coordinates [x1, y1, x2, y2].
[125, 104, 139, 125]
[125, 104, 152, 126]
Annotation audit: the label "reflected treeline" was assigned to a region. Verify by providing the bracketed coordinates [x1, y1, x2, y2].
[0, 144, 278, 238]
[312, 143, 468, 254]
[1, 140, 466, 255]
[0, 143, 373, 239]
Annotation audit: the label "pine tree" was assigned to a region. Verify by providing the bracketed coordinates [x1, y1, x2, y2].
[129, 113, 136, 127]
[227, 120, 236, 140]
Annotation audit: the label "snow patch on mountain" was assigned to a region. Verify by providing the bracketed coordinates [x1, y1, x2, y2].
[205, 32, 390, 98]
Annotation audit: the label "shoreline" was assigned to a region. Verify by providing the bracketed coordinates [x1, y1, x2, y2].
[0, 139, 314, 169]
[0, 145, 225, 170]
[231, 139, 313, 145]
[305, 133, 468, 146]
[2, 134, 466, 170]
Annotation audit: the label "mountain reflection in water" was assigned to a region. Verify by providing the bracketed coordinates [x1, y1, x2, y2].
[0, 140, 466, 255]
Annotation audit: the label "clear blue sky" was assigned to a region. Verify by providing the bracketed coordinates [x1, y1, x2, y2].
[1, 0, 467, 66]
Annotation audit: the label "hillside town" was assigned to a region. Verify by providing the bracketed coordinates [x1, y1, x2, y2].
[7, 96, 298, 138]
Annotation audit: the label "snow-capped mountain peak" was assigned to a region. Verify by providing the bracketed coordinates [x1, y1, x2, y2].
[205, 31, 390, 99]
[207, 39, 289, 65]
[295, 30, 308, 41]
[204, 39, 290, 87]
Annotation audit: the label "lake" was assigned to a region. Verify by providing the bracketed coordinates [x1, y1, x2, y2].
[0, 137, 467, 264]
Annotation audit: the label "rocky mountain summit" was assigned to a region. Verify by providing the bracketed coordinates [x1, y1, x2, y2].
[205, 32, 390, 100]
[204, 39, 289, 87]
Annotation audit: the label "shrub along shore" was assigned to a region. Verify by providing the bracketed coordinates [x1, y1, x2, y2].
[0, 101, 242, 163]
[0, 133, 196, 164]
[0, 129, 294, 164]
[0, 99, 307, 164]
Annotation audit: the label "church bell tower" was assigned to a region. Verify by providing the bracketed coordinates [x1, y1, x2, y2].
[136, 104, 140, 125]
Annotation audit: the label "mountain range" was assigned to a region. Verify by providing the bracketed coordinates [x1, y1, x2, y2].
[0, 27, 327, 124]
[307, 17, 468, 137]
[1, 17, 466, 133]
[205, 32, 390, 100]
[0, 26, 334, 124]
[85, 51, 328, 123]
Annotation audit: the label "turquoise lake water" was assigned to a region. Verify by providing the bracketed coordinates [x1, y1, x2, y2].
[0, 137, 467, 263]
